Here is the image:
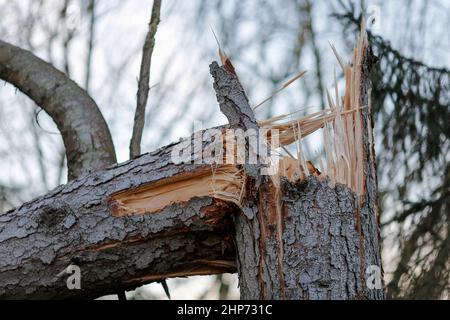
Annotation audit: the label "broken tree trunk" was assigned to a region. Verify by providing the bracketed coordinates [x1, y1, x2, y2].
[0, 40, 116, 180]
[0, 29, 384, 299]
[0, 140, 239, 299]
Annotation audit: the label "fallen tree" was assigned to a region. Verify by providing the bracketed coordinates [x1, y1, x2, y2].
[0, 25, 384, 299]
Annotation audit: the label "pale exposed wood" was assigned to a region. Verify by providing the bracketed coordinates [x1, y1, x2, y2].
[263, 27, 371, 197]
[277, 157, 320, 182]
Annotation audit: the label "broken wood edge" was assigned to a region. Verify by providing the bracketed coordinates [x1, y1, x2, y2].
[263, 26, 372, 200]
[107, 160, 320, 218]
[124, 259, 237, 285]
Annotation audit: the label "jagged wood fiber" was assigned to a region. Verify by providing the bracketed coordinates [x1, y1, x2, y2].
[0, 40, 116, 180]
[209, 31, 384, 299]
[0, 31, 384, 300]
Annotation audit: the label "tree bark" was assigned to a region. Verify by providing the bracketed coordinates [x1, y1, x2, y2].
[0, 31, 384, 300]
[0, 40, 116, 180]
[234, 175, 384, 299]
[130, 0, 162, 158]
[0, 140, 237, 299]
[209, 37, 384, 299]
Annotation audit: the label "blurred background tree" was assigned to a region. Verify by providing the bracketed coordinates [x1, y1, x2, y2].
[0, 0, 448, 299]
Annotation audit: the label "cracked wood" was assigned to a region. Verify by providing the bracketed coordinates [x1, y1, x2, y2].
[0, 40, 116, 180]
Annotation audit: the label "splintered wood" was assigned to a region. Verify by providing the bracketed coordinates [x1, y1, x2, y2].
[109, 165, 245, 216]
[263, 27, 369, 196]
[109, 29, 369, 217]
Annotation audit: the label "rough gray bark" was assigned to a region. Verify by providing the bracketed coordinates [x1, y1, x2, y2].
[0, 40, 116, 180]
[0, 141, 236, 299]
[232, 173, 376, 299]
[210, 45, 384, 299]
[0, 42, 383, 300]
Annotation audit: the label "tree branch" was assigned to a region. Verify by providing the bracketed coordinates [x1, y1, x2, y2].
[0, 39, 116, 180]
[130, 0, 162, 158]
[208, 28, 385, 299]
[210, 61, 260, 178]
[85, 0, 96, 93]
[0, 140, 237, 299]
